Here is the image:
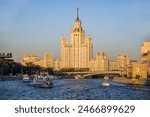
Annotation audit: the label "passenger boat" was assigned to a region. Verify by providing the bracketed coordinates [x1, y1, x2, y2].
[22, 74, 30, 82]
[75, 75, 84, 80]
[47, 75, 59, 80]
[102, 76, 110, 86]
[32, 75, 53, 88]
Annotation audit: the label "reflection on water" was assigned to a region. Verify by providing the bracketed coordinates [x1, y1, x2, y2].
[0, 79, 150, 100]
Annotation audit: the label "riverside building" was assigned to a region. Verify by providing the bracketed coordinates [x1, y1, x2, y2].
[141, 41, 150, 64]
[127, 41, 150, 78]
[141, 41, 150, 75]
[21, 52, 53, 68]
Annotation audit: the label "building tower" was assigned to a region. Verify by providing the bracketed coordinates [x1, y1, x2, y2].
[61, 8, 93, 70]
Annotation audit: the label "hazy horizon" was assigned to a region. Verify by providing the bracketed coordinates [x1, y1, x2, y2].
[0, 0, 150, 62]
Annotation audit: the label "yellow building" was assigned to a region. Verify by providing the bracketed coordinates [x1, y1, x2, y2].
[89, 52, 108, 71]
[141, 41, 150, 76]
[127, 63, 148, 78]
[126, 41, 150, 78]
[21, 52, 53, 68]
[89, 59, 96, 72]
[43, 52, 54, 68]
[54, 59, 62, 71]
[141, 52, 150, 63]
[108, 55, 130, 71]
[109, 60, 120, 71]
[61, 37, 70, 68]
[141, 41, 150, 55]
[141, 41, 150, 64]
[21, 53, 41, 66]
[117, 55, 130, 68]
[61, 8, 93, 69]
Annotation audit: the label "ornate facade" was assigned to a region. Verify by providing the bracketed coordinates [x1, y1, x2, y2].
[89, 53, 130, 72]
[89, 52, 108, 71]
[21, 52, 53, 68]
[61, 8, 93, 69]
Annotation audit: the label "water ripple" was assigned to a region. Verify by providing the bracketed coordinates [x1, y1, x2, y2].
[0, 79, 150, 100]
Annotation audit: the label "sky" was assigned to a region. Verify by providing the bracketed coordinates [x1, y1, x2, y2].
[0, 0, 150, 62]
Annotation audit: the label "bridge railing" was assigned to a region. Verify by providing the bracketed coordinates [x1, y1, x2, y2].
[64, 70, 126, 76]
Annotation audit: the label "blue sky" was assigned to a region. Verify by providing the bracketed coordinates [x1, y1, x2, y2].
[0, 0, 150, 61]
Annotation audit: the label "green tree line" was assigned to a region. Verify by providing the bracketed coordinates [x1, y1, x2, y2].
[0, 59, 53, 76]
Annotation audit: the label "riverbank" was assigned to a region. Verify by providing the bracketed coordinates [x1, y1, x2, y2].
[113, 77, 150, 86]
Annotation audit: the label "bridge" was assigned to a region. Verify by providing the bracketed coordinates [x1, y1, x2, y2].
[64, 71, 126, 78]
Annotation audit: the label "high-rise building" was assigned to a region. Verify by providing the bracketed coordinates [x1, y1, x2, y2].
[61, 8, 93, 69]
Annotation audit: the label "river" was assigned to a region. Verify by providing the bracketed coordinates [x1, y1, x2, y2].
[0, 78, 150, 100]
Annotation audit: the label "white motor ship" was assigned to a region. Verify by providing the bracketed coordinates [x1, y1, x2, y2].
[32, 75, 53, 88]
[75, 75, 85, 80]
[22, 74, 30, 82]
[102, 75, 110, 86]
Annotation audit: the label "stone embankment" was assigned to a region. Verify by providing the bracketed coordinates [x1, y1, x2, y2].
[113, 77, 150, 86]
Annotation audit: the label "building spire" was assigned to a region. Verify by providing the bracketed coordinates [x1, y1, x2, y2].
[77, 7, 79, 20]
[74, 7, 81, 29]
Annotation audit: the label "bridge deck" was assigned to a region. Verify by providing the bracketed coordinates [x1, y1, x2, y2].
[64, 71, 126, 77]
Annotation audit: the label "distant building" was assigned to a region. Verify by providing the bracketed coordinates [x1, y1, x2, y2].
[126, 41, 150, 78]
[61, 8, 93, 69]
[141, 41, 150, 55]
[131, 60, 138, 64]
[21, 52, 53, 68]
[89, 52, 108, 71]
[141, 52, 150, 64]
[141, 41, 150, 65]
[141, 41, 150, 76]
[108, 55, 130, 71]
[54, 59, 62, 71]
[117, 55, 131, 68]
[43, 53, 53, 68]
[109, 60, 120, 71]
[127, 63, 148, 78]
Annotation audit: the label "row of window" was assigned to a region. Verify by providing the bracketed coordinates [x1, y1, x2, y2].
[74, 34, 80, 36]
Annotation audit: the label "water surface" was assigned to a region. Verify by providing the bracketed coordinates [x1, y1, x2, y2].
[0, 79, 150, 100]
